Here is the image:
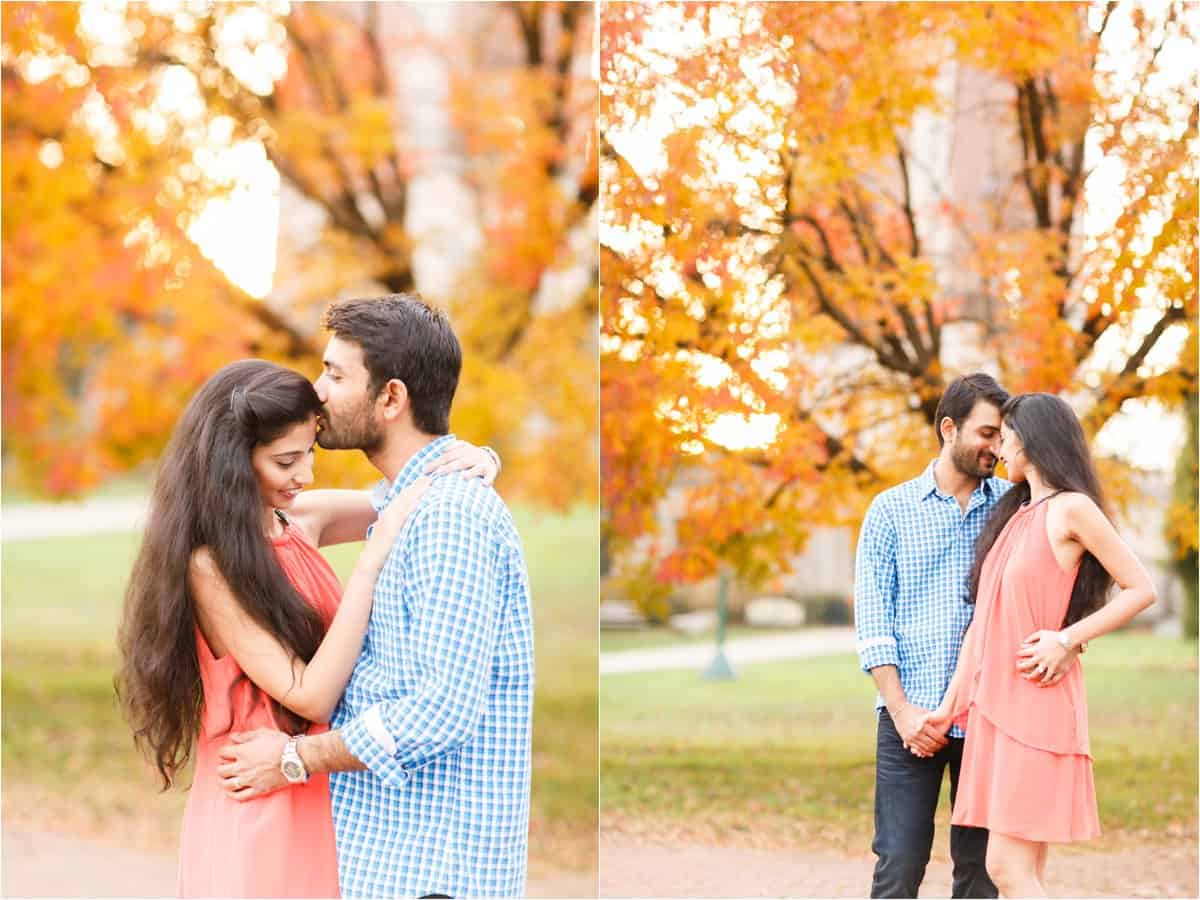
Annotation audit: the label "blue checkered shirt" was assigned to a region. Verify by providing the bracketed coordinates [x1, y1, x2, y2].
[330, 435, 535, 898]
[853, 461, 1010, 738]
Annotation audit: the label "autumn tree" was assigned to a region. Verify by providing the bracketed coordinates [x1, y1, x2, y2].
[601, 1, 1197, 591]
[3, 3, 271, 493]
[4, 1, 597, 505]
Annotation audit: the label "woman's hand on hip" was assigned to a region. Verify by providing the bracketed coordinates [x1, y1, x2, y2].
[217, 729, 290, 801]
[1017, 630, 1073, 686]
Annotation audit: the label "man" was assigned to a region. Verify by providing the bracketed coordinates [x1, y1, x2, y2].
[855, 373, 1025, 898]
[221, 294, 535, 898]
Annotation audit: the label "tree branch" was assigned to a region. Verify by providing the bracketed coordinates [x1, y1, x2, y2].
[282, 18, 376, 234]
[787, 257, 918, 377]
[896, 302, 932, 370]
[1016, 80, 1053, 229]
[850, 186, 897, 269]
[359, 2, 408, 225]
[837, 197, 878, 266]
[510, 1, 543, 66]
[894, 134, 922, 258]
[791, 215, 844, 274]
[1081, 305, 1188, 433]
[234, 294, 320, 358]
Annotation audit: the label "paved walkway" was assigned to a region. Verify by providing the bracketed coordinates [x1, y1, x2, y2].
[2, 497, 150, 541]
[600, 627, 857, 675]
[1, 828, 595, 898]
[600, 833, 1199, 898]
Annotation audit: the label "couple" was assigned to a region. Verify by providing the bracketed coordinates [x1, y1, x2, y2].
[855, 373, 1157, 898]
[118, 294, 535, 899]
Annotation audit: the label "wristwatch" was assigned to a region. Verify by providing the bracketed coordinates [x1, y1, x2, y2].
[280, 735, 309, 785]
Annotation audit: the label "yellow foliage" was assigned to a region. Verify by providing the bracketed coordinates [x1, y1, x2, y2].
[5, 2, 598, 508]
[601, 1, 1197, 590]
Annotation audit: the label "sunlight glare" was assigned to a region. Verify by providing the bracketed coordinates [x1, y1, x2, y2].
[187, 141, 280, 298]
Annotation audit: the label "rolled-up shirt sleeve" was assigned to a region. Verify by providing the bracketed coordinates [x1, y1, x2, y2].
[340, 501, 503, 788]
[854, 497, 900, 673]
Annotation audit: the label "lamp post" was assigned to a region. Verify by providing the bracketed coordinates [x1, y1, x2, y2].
[702, 567, 736, 681]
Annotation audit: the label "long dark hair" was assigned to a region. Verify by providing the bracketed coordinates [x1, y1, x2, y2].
[968, 393, 1113, 628]
[116, 360, 325, 789]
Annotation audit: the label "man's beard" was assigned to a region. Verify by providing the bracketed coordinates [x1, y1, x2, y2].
[316, 401, 383, 453]
[951, 438, 996, 479]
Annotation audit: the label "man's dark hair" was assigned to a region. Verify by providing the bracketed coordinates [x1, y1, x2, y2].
[322, 294, 461, 435]
[932, 373, 1010, 447]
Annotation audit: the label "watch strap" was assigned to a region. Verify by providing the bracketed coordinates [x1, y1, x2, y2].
[281, 735, 309, 784]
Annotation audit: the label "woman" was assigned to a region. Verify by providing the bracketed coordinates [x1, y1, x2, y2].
[922, 393, 1156, 898]
[116, 360, 498, 898]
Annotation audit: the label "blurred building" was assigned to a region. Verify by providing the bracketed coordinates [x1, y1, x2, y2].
[268, 2, 595, 318]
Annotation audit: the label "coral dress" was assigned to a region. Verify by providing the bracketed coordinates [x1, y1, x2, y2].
[178, 518, 343, 897]
[949, 497, 1101, 843]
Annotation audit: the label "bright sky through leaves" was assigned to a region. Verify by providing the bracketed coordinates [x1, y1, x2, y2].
[75, 0, 285, 298]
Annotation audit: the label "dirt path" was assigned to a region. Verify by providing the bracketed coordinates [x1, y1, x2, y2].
[1, 828, 596, 898]
[600, 832, 1198, 898]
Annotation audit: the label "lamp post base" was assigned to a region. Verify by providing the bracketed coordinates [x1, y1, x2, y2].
[701, 650, 736, 681]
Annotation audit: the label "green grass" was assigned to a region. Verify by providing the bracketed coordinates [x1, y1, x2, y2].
[1, 532, 143, 652]
[2, 504, 598, 871]
[601, 634, 1198, 850]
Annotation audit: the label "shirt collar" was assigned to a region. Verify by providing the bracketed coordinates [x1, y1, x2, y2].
[917, 460, 942, 501]
[918, 459, 998, 507]
[369, 434, 457, 513]
[977, 474, 999, 500]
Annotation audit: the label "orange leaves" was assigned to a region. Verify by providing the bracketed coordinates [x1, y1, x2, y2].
[3, 2, 289, 497]
[345, 96, 396, 170]
[973, 229, 1078, 394]
[269, 107, 329, 172]
[1, 3, 82, 59]
[5, 3, 599, 509]
[950, 3, 1095, 84]
[270, 95, 398, 204]
[654, 453, 830, 587]
[601, 0, 1197, 600]
[452, 71, 585, 295]
[601, 355, 680, 544]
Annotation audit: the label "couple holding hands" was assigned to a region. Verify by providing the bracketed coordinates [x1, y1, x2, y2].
[857, 373, 1157, 898]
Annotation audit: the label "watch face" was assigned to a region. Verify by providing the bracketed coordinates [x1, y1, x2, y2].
[283, 760, 304, 780]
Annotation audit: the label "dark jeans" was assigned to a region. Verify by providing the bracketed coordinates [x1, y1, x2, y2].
[870, 709, 998, 898]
